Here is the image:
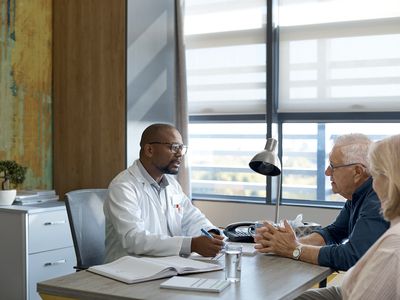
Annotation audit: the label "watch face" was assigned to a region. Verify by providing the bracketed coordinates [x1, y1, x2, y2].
[293, 249, 300, 258]
[293, 245, 302, 259]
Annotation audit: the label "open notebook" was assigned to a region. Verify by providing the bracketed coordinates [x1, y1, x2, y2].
[88, 256, 223, 284]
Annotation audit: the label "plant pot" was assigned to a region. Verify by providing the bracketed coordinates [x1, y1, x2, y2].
[0, 189, 17, 205]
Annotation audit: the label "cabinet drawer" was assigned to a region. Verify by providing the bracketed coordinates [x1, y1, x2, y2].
[29, 210, 73, 253]
[29, 247, 76, 300]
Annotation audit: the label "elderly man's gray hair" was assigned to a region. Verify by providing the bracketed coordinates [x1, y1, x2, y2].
[334, 133, 372, 168]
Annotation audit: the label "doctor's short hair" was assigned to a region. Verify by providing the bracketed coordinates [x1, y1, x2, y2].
[368, 134, 400, 221]
[333, 133, 372, 168]
[139, 123, 177, 148]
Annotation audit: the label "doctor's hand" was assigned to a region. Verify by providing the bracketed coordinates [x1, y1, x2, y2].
[191, 235, 224, 257]
[254, 219, 298, 258]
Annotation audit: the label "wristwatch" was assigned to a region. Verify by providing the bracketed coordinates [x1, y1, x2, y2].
[292, 244, 303, 260]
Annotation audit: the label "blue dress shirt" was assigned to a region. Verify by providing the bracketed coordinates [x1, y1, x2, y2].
[315, 177, 389, 271]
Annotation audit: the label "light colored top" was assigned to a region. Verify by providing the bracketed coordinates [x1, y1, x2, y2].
[342, 216, 400, 300]
[104, 160, 216, 262]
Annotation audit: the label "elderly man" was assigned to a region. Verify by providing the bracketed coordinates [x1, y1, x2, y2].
[104, 123, 224, 263]
[254, 133, 389, 271]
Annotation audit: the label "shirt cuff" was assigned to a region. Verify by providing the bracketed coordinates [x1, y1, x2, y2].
[318, 245, 342, 271]
[179, 237, 192, 257]
[318, 245, 329, 266]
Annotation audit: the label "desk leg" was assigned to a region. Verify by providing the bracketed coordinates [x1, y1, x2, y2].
[319, 278, 327, 288]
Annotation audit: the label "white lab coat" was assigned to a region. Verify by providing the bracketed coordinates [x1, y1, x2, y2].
[104, 160, 216, 262]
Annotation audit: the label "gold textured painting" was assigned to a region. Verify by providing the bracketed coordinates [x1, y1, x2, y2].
[0, 0, 52, 189]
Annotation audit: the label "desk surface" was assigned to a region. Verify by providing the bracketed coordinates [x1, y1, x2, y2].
[37, 254, 332, 300]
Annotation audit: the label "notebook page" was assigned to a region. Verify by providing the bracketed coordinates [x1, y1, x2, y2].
[142, 256, 223, 274]
[160, 276, 230, 293]
[88, 256, 176, 283]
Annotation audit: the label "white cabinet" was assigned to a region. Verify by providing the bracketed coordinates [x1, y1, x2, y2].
[0, 201, 76, 300]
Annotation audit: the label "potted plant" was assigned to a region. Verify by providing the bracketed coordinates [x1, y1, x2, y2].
[0, 160, 27, 205]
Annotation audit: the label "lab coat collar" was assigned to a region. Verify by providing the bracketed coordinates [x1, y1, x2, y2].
[137, 160, 169, 188]
[128, 160, 170, 189]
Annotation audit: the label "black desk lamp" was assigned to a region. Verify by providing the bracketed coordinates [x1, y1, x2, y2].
[249, 138, 282, 223]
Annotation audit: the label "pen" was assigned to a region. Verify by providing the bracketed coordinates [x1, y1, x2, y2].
[201, 228, 214, 239]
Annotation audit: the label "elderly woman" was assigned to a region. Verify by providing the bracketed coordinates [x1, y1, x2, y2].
[340, 134, 400, 299]
[296, 134, 400, 300]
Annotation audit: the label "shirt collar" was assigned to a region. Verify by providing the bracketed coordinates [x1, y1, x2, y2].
[137, 160, 169, 189]
[352, 177, 373, 204]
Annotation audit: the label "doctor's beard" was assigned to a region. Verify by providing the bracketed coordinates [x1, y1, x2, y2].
[159, 160, 180, 175]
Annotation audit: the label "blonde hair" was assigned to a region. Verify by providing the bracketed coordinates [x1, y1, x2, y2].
[368, 134, 400, 220]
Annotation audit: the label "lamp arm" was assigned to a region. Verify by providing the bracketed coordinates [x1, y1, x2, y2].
[274, 174, 281, 224]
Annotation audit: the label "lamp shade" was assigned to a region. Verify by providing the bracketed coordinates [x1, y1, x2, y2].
[249, 138, 281, 176]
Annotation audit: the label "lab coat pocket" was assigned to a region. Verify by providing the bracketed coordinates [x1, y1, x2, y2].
[172, 195, 184, 216]
[167, 195, 184, 236]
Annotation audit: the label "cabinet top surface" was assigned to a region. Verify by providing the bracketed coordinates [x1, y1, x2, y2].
[0, 201, 66, 213]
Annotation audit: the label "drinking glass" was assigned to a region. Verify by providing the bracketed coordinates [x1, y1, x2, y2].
[225, 244, 242, 283]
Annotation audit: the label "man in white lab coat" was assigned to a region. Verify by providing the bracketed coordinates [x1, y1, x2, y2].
[104, 123, 224, 263]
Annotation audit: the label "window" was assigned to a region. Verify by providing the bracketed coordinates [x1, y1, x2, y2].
[184, 0, 400, 206]
[185, 0, 266, 116]
[279, 0, 400, 112]
[184, 0, 268, 203]
[281, 123, 400, 204]
[189, 122, 266, 202]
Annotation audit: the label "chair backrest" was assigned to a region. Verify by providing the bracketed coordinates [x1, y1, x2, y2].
[65, 189, 108, 270]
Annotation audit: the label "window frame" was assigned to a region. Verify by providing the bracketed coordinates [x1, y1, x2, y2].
[186, 0, 400, 209]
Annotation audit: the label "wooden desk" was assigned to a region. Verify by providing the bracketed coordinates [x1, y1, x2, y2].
[38, 254, 332, 300]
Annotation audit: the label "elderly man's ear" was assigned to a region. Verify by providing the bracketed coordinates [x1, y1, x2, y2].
[354, 165, 368, 180]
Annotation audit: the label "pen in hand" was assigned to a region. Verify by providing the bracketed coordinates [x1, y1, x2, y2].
[201, 228, 226, 256]
[201, 228, 214, 239]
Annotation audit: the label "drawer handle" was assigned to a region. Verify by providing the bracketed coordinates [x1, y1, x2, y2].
[44, 220, 66, 226]
[44, 259, 66, 267]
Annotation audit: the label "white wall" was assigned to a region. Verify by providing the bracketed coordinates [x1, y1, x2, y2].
[193, 200, 340, 228]
[126, 0, 176, 165]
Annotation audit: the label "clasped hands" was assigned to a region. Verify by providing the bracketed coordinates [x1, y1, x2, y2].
[254, 220, 299, 258]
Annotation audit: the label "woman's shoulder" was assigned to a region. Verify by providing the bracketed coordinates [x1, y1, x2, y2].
[376, 223, 400, 249]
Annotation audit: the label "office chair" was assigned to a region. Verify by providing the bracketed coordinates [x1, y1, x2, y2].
[65, 189, 108, 270]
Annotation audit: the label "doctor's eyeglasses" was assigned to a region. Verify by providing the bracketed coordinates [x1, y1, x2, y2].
[149, 142, 188, 155]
